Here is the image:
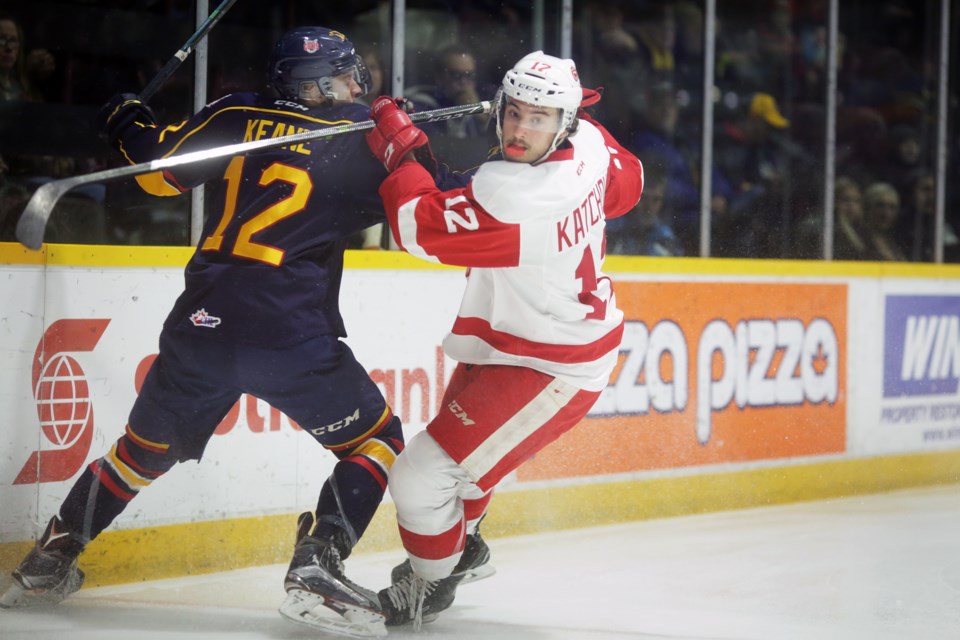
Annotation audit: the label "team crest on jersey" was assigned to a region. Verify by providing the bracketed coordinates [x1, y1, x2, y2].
[190, 308, 221, 328]
[302, 38, 319, 54]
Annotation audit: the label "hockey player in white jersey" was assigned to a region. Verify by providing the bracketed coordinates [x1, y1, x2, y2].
[364, 50, 644, 627]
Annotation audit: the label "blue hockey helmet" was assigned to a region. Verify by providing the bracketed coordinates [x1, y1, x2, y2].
[269, 27, 371, 102]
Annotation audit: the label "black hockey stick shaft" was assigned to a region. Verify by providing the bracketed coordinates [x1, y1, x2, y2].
[15, 100, 493, 250]
[140, 0, 239, 101]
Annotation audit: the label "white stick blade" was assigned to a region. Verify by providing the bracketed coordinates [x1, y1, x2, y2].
[16, 180, 75, 250]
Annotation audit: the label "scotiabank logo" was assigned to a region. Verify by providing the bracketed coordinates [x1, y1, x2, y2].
[13, 319, 110, 484]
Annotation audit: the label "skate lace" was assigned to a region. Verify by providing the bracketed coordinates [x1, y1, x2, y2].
[385, 573, 434, 630]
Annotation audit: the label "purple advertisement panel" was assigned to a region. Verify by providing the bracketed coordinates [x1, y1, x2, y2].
[884, 295, 960, 397]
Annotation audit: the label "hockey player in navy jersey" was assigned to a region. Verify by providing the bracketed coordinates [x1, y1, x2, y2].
[2, 26, 399, 637]
[365, 51, 644, 627]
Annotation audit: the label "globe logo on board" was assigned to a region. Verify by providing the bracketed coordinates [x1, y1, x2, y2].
[13, 319, 110, 485]
[35, 353, 92, 452]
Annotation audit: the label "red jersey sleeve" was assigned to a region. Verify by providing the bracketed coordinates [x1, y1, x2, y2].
[379, 160, 521, 268]
[583, 117, 644, 219]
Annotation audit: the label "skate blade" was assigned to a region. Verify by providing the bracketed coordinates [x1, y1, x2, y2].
[459, 563, 496, 585]
[279, 589, 387, 638]
[0, 583, 27, 609]
[0, 582, 71, 609]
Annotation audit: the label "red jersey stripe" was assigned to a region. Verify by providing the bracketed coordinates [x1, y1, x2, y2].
[451, 315, 624, 364]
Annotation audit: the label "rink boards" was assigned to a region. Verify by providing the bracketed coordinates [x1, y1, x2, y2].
[2, 242, 959, 587]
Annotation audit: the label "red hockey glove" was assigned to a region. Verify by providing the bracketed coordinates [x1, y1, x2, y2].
[365, 96, 428, 172]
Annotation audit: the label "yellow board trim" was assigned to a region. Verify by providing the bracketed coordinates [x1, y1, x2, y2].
[602, 254, 960, 279]
[2, 450, 958, 588]
[6, 242, 960, 278]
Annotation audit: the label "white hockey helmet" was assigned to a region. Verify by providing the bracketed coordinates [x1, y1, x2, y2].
[496, 51, 583, 162]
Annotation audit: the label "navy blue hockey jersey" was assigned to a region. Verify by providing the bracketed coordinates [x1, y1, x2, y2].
[116, 92, 388, 347]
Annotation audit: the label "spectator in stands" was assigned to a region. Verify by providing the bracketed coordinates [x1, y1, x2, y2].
[0, 14, 50, 178]
[629, 80, 733, 255]
[862, 181, 906, 261]
[578, 1, 641, 138]
[846, 46, 925, 129]
[898, 169, 960, 263]
[579, 1, 684, 139]
[404, 44, 493, 172]
[835, 106, 889, 186]
[833, 176, 869, 261]
[0, 15, 27, 234]
[879, 124, 925, 196]
[634, 2, 677, 80]
[672, 1, 705, 91]
[0, 13, 106, 243]
[0, 15, 74, 184]
[0, 13, 44, 102]
[794, 176, 870, 261]
[714, 10, 756, 93]
[711, 92, 793, 257]
[405, 44, 491, 140]
[607, 161, 681, 257]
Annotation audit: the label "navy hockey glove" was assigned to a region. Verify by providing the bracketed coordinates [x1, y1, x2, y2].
[365, 96, 428, 172]
[96, 93, 157, 146]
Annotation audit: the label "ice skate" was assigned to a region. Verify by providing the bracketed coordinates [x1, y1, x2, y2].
[278, 513, 386, 638]
[390, 528, 495, 587]
[380, 564, 474, 629]
[0, 516, 85, 609]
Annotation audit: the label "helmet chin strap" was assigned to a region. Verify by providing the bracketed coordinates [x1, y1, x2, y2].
[528, 130, 569, 165]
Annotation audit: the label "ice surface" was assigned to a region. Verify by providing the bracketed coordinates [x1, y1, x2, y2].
[2, 484, 959, 639]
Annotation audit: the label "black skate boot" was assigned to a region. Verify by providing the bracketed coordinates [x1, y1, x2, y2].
[380, 528, 494, 629]
[0, 516, 86, 609]
[378, 570, 464, 629]
[278, 512, 386, 638]
[390, 527, 495, 587]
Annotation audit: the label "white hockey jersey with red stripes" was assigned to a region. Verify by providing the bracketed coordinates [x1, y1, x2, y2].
[379, 118, 644, 391]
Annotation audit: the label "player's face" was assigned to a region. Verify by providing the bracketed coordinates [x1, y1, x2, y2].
[0, 20, 21, 72]
[328, 69, 363, 103]
[500, 98, 563, 164]
[301, 69, 363, 105]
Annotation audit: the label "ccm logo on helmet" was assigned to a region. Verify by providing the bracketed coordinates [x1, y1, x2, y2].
[516, 82, 544, 93]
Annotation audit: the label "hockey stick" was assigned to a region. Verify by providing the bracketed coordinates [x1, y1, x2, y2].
[15, 100, 493, 250]
[140, 0, 239, 101]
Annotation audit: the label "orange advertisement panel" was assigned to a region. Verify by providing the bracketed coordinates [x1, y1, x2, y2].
[517, 282, 847, 482]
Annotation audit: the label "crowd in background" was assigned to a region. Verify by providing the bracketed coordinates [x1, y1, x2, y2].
[0, 0, 958, 262]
